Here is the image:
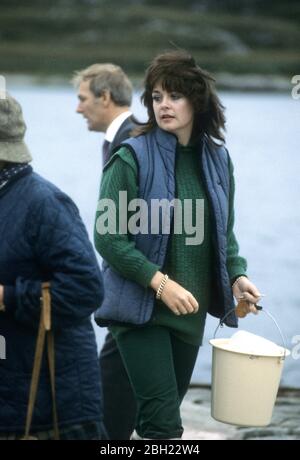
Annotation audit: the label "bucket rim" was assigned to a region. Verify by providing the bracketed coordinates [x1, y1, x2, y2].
[209, 338, 291, 358]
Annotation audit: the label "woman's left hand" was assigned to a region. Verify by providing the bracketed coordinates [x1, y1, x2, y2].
[232, 276, 261, 315]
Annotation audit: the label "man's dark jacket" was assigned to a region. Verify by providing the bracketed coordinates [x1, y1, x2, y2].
[99, 114, 137, 440]
[105, 116, 136, 164]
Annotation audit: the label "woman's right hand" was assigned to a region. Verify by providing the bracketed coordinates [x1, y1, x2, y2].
[160, 278, 199, 316]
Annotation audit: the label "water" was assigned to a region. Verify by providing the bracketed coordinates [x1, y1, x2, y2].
[8, 84, 300, 388]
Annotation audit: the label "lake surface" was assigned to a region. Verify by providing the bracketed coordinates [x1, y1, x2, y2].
[9, 84, 300, 388]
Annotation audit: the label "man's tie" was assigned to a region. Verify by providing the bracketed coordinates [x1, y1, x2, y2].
[102, 139, 111, 167]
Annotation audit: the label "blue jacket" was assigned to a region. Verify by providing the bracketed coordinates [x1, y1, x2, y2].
[0, 167, 104, 433]
[95, 128, 237, 328]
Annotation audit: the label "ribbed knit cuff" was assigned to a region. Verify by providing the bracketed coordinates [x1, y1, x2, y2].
[133, 260, 160, 289]
[231, 273, 248, 286]
[229, 269, 247, 286]
[3, 285, 17, 313]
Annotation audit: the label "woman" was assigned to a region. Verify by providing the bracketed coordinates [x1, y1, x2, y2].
[94, 50, 261, 440]
[0, 92, 105, 440]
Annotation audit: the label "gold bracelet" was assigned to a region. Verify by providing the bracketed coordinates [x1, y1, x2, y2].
[156, 274, 169, 300]
[232, 275, 246, 290]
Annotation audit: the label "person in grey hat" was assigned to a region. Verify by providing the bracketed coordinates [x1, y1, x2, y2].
[0, 93, 32, 166]
[0, 93, 106, 440]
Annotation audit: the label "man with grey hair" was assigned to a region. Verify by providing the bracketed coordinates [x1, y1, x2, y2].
[73, 63, 136, 166]
[72, 64, 137, 440]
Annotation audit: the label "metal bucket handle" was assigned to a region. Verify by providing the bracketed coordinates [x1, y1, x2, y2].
[213, 306, 288, 360]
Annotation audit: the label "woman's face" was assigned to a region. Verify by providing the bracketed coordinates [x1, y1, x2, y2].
[152, 82, 194, 146]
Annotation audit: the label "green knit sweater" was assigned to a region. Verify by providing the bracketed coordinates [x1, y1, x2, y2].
[94, 143, 247, 345]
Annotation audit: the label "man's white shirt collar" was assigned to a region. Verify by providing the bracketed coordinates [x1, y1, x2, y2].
[105, 111, 132, 143]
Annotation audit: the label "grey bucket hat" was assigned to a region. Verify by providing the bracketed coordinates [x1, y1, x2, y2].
[0, 92, 32, 163]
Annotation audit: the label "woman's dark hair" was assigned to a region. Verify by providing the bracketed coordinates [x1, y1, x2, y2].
[137, 50, 226, 144]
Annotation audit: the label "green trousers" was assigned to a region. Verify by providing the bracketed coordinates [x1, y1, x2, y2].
[111, 325, 199, 439]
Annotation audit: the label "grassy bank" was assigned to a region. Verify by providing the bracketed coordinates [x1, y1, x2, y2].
[1, 1, 299, 79]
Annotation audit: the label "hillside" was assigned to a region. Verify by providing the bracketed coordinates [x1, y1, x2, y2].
[0, 0, 299, 81]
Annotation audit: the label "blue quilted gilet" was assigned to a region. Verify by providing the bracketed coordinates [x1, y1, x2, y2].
[95, 127, 237, 327]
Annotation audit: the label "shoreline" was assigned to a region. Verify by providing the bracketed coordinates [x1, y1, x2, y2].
[3, 72, 293, 93]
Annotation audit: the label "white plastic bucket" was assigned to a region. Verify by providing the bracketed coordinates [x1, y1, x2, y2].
[209, 310, 290, 427]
